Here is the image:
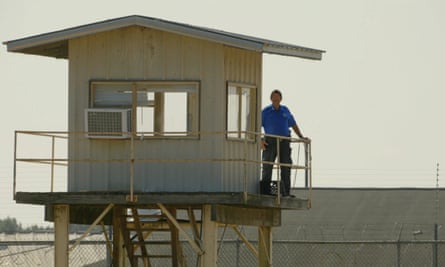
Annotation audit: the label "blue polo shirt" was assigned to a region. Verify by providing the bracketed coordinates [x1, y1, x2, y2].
[262, 104, 296, 137]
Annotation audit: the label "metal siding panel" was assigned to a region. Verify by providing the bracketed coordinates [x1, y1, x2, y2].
[141, 28, 163, 78]
[70, 28, 265, 193]
[68, 38, 91, 192]
[163, 32, 182, 79]
[182, 36, 202, 79]
[126, 27, 146, 79]
[222, 47, 262, 193]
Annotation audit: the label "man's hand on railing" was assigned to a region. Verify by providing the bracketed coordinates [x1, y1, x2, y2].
[261, 139, 268, 150]
[300, 137, 311, 144]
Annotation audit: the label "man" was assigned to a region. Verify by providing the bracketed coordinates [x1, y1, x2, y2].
[261, 89, 309, 197]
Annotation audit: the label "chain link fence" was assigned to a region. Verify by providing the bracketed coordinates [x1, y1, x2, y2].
[0, 238, 444, 266]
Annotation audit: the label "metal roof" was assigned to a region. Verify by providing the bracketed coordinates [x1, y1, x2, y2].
[222, 188, 445, 241]
[3, 15, 324, 60]
[280, 188, 445, 241]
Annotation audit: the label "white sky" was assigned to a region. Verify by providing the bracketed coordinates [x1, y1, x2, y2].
[1, 0, 444, 226]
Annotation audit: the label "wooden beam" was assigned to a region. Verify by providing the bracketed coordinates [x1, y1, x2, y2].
[212, 205, 281, 226]
[231, 225, 258, 258]
[187, 207, 201, 245]
[112, 207, 127, 267]
[167, 208, 184, 267]
[130, 208, 150, 266]
[69, 203, 114, 252]
[54, 204, 69, 267]
[157, 203, 203, 255]
[17, 192, 309, 210]
[258, 226, 272, 267]
[200, 205, 217, 267]
[100, 221, 113, 262]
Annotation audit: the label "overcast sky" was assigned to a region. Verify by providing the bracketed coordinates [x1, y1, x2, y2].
[1, 0, 444, 226]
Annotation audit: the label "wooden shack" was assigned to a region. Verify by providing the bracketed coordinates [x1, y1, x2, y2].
[5, 15, 323, 267]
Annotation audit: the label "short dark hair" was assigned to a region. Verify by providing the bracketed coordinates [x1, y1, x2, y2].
[270, 89, 282, 99]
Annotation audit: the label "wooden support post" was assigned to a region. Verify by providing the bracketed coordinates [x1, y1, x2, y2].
[113, 207, 127, 267]
[258, 226, 272, 267]
[200, 205, 217, 267]
[54, 204, 69, 267]
[167, 208, 183, 267]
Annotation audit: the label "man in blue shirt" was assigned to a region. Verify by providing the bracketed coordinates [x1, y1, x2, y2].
[261, 89, 309, 197]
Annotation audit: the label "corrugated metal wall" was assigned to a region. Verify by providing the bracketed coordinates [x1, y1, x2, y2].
[68, 26, 262, 193]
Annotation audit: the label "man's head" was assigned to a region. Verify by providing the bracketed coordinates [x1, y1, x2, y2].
[270, 89, 282, 109]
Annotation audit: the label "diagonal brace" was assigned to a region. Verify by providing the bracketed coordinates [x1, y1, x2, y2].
[157, 203, 204, 255]
[69, 203, 114, 252]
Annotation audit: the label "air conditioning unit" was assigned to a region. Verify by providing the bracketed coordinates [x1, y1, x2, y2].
[85, 108, 132, 138]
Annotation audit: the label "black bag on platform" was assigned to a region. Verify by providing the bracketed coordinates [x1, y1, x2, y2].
[260, 180, 278, 195]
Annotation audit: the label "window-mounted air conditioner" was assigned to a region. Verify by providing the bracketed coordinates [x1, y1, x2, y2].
[85, 108, 132, 139]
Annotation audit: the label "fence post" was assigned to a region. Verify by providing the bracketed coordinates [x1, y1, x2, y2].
[433, 223, 438, 267]
[236, 239, 240, 267]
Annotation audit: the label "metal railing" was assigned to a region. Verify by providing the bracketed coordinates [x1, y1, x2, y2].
[12, 130, 311, 205]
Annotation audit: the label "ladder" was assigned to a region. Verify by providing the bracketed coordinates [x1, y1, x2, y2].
[121, 207, 190, 267]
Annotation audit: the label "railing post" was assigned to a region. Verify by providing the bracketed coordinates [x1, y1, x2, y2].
[307, 141, 312, 208]
[130, 133, 135, 202]
[243, 131, 248, 203]
[51, 136, 55, 192]
[276, 136, 281, 205]
[305, 142, 309, 188]
[13, 131, 18, 200]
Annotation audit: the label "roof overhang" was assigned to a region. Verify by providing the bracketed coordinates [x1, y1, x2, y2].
[4, 15, 324, 60]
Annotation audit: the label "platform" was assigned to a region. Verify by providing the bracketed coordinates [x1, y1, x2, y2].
[15, 191, 309, 210]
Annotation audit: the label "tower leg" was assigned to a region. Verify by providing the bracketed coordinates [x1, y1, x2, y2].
[113, 206, 128, 267]
[54, 204, 69, 267]
[258, 226, 272, 267]
[200, 205, 217, 267]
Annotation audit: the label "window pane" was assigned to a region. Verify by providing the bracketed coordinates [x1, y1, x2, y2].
[240, 88, 251, 138]
[164, 92, 187, 135]
[137, 106, 154, 135]
[226, 84, 256, 140]
[227, 86, 239, 138]
[94, 84, 132, 107]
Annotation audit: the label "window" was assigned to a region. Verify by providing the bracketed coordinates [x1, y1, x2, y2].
[226, 83, 256, 140]
[90, 81, 199, 137]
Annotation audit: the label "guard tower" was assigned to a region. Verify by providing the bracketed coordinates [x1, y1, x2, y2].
[5, 15, 323, 266]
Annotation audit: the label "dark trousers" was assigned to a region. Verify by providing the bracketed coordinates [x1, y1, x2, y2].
[261, 137, 292, 195]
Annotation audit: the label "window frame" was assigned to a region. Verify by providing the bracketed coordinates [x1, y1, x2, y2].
[226, 82, 257, 141]
[89, 80, 200, 139]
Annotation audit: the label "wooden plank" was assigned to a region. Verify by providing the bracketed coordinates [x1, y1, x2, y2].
[47, 204, 115, 225]
[17, 192, 309, 210]
[212, 205, 281, 227]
